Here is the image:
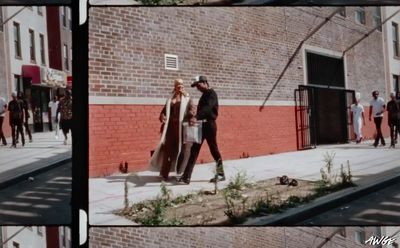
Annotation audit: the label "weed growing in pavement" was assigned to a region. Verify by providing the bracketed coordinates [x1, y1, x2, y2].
[123, 177, 129, 211]
[222, 171, 252, 223]
[226, 170, 253, 191]
[122, 183, 186, 225]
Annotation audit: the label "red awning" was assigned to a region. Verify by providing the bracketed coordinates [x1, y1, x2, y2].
[22, 65, 41, 84]
[67, 76, 72, 88]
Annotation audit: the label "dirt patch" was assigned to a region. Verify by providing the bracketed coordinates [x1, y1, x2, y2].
[116, 177, 325, 225]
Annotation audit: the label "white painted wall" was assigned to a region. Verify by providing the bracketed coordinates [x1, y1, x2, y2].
[383, 7, 400, 93]
[2, 226, 46, 248]
[3, 6, 49, 91]
[381, 226, 400, 248]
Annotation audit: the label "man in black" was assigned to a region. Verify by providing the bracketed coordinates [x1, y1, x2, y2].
[16, 92, 32, 143]
[387, 92, 400, 148]
[179, 76, 225, 184]
[8, 92, 25, 147]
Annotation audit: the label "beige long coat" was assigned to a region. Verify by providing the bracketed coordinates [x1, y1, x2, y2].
[149, 94, 193, 173]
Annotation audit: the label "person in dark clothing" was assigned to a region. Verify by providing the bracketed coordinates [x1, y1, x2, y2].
[0, 97, 7, 146]
[179, 75, 225, 184]
[387, 92, 400, 148]
[8, 91, 25, 147]
[16, 92, 32, 143]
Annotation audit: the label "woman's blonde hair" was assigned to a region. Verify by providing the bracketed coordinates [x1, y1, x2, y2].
[172, 78, 189, 96]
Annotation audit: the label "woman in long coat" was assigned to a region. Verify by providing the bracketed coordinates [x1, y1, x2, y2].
[150, 79, 194, 181]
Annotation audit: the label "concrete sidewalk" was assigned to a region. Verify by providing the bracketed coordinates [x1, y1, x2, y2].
[0, 131, 72, 189]
[89, 140, 400, 225]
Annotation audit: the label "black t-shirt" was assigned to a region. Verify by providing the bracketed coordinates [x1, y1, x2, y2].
[196, 88, 219, 121]
[8, 99, 24, 120]
[387, 99, 400, 121]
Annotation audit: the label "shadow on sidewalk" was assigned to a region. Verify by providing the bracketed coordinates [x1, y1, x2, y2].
[0, 163, 71, 225]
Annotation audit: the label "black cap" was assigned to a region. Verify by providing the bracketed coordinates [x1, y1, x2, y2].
[191, 75, 207, 87]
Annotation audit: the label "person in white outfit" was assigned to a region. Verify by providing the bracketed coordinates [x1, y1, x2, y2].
[48, 96, 59, 139]
[351, 95, 365, 143]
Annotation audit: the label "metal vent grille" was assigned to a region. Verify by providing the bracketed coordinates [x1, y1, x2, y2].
[165, 54, 178, 70]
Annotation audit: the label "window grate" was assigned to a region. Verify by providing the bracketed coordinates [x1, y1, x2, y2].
[165, 54, 178, 70]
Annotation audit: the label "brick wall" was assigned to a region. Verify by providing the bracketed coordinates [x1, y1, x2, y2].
[90, 104, 298, 176]
[89, 226, 378, 248]
[88, 7, 388, 176]
[89, 7, 385, 101]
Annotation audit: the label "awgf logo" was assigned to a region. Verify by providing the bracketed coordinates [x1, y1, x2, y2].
[365, 236, 397, 246]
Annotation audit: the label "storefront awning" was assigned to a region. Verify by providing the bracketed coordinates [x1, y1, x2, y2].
[22, 65, 41, 84]
[67, 76, 72, 88]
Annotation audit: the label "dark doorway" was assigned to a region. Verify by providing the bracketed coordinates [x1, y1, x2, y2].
[314, 87, 347, 144]
[296, 86, 355, 147]
[306, 52, 345, 88]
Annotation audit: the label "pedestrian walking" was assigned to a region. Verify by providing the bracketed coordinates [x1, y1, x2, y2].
[16, 92, 32, 143]
[369, 90, 386, 147]
[0, 96, 7, 146]
[48, 96, 59, 139]
[56, 90, 72, 145]
[387, 92, 400, 148]
[350, 95, 365, 143]
[179, 76, 225, 184]
[8, 91, 24, 148]
[149, 79, 195, 181]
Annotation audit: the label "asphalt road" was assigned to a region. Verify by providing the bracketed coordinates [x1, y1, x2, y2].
[299, 182, 400, 225]
[0, 162, 71, 225]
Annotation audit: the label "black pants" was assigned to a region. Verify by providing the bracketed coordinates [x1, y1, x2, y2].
[16, 117, 32, 141]
[10, 119, 24, 146]
[0, 116, 6, 145]
[389, 119, 400, 146]
[182, 120, 222, 180]
[374, 117, 385, 145]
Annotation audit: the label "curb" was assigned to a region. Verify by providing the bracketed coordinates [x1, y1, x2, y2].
[0, 157, 72, 190]
[243, 173, 400, 225]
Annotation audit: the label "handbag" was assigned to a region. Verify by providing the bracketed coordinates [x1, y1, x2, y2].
[183, 121, 203, 144]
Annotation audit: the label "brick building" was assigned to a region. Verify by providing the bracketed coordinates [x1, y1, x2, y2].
[89, 7, 390, 177]
[89, 226, 383, 248]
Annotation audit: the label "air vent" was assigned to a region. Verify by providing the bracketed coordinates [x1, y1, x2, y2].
[165, 54, 178, 70]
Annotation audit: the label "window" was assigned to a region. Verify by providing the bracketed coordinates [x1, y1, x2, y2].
[63, 44, 69, 71]
[0, 7, 3, 32]
[373, 7, 382, 31]
[14, 75, 21, 92]
[339, 7, 346, 17]
[355, 7, 366, 25]
[393, 23, 399, 57]
[37, 6, 43, 15]
[338, 227, 346, 237]
[13, 242, 20, 248]
[29, 29, 36, 62]
[355, 227, 366, 244]
[40, 34, 46, 65]
[61, 6, 67, 27]
[13, 22, 21, 58]
[68, 7, 72, 30]
[393, 75, 399, 93]
[37, 226, 43, 236]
